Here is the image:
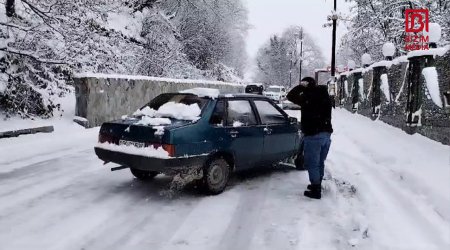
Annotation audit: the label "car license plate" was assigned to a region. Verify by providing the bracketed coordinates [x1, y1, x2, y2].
[119, 140, 145, 148]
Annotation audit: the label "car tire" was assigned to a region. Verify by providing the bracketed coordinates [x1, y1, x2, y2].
[202, 158, 230, 195]
[130, 168, 159, 180]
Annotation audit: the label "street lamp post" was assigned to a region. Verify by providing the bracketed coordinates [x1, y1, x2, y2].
[331, 0, 337, 78]
[299, 28, 304, 82]
[424, 23, 442, 48]
[382, 42, 396, 60]
[361, 53, 372, 68]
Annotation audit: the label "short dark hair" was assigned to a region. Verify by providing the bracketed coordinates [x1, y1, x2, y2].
[301, 77, 316, 87]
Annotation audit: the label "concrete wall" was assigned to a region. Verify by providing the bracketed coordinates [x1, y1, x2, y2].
[74, 74, 245, 128]
[337, 47, 450, 145]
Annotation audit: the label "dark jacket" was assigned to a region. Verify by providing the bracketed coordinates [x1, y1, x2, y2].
[287, 85, 333, 136]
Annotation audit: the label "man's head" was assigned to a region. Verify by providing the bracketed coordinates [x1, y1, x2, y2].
[300, 77, 317, 88]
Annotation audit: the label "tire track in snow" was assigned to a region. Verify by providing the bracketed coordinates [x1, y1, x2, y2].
[218, 172, 271, 250]
[0, 150, 100, 198]
[158, 190, 242, 250]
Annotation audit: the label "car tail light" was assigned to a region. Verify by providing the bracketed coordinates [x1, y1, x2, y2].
[99, 133, 111, 143]
[162, 144, 175, 157]
[148, 143, 176, 157]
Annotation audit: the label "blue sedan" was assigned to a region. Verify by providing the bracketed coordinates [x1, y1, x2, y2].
[95, 91, 303, 194]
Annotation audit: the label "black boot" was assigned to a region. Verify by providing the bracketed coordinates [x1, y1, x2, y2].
[304, 184, 321, 199]
[307, 183, 322, 190]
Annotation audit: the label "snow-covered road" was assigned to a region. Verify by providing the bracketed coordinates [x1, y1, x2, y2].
[0, 109, 449, 250]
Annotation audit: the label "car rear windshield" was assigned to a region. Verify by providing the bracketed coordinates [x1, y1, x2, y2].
[144, 93, 208, 111]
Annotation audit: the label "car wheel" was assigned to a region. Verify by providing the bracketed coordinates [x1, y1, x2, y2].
[203, 158, 230, 195]
[130, 168, 159, 180]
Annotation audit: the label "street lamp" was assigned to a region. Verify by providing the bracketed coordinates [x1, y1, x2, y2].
[361, 53, 372, 68]
[348, 60, 356, 71]
[382, 42, 396, 61]
[424, 23, 442, 48]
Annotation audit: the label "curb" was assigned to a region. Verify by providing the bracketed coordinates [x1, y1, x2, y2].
[0, 126, 54, 139]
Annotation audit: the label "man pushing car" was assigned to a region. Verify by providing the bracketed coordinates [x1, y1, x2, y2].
[287, 77, 333, 199]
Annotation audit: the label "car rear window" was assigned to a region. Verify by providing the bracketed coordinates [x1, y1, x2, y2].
[144, 94, 208, 111]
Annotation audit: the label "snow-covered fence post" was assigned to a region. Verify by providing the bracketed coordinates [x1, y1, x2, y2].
[351, 70, 363, 113]
[370, 66, 385, 119]
[337, 74, 347, 106]
[405, 55, 427, 132]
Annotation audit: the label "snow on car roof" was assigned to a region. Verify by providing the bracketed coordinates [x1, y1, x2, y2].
[268, 85, 284, 88]
[179, 88, 220, 99]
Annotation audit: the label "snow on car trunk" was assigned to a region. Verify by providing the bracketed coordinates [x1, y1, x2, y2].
[96, 142, 171, 159]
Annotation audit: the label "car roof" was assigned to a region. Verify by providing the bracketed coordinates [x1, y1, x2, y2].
[166, 92, 272, 100]
[218, 93, 270, 99]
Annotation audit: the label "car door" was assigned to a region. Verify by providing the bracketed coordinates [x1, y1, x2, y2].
[253, 100, 297, 164]
[225, 99, 264, 170]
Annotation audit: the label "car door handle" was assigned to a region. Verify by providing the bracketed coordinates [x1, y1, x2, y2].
[229, 130, 239, 138]
[263, 128, 272, 134]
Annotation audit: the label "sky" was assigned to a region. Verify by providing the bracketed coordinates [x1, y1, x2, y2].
[244, 0, 352, 74]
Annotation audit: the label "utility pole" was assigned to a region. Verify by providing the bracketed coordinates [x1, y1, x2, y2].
[299, 28, 303, 82]
[289, 53, 293, 88]
[331, 0, 337, 78]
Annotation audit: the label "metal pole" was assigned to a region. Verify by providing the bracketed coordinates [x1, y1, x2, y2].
[289, 57, 293, 88]
[299, 28, 303, 82]
[331, 0, 337, 78]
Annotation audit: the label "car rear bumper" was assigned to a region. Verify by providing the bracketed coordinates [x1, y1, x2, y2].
[94, 147, 208, 174]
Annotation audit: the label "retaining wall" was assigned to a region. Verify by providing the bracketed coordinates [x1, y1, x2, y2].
[337, 46, 450, 145]
[74, 74, 245, 128]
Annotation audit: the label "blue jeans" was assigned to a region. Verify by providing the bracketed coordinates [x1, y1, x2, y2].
[303, 132, 331, 185]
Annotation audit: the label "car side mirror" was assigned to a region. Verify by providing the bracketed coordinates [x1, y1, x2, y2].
[289, 117, 297, 124]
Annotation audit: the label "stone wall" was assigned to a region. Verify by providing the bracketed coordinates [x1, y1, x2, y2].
[74, 74, 245, 128]
[337, 47, 450, 145]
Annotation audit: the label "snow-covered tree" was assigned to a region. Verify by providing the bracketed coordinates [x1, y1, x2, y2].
[0, 0, 249, 118]
[339, 0, 450, 64]
[254, 26, 326, 86]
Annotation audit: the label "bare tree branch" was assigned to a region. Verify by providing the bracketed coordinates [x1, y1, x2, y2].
[0, 47, 67, 64]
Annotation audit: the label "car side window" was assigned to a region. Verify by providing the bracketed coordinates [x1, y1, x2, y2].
[210, 100, 225, 126]
[226, 100, 257, 127]
[254, 100, 287, 125]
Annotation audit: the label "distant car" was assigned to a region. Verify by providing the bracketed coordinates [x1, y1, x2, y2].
[264, 85, 287, 104]
[245, 84, 264, 95]
[95, 90, 303, 194]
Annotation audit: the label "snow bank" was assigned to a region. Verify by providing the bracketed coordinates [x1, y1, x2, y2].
[407, 46, 449, 59]
[370, 60, 393, 69]
[96, 142, 170, 159]
[422, 67, 443, 108]
[180, 88, 220, 99]
[74, 73, 243, 87]
[380, 74, 391, 103]
[392, 56, 409, 64]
